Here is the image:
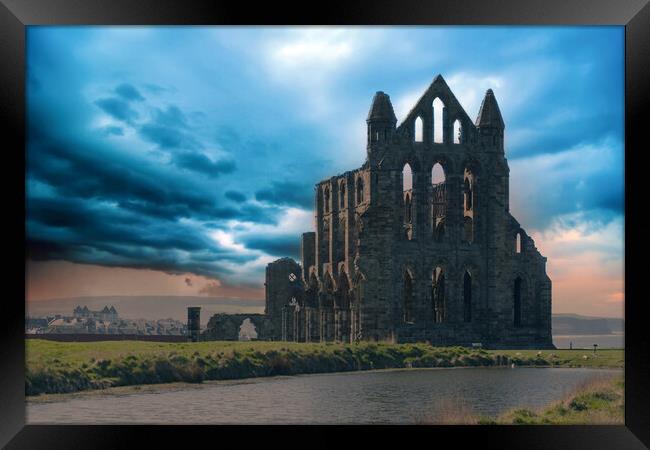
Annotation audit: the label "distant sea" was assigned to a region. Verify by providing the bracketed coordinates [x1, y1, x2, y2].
[553, 334, 624, 349]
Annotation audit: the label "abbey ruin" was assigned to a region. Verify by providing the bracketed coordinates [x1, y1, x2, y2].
[203, 74, 554, 349]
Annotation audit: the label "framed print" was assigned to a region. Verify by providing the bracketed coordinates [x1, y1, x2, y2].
[2, 0, 649, 448]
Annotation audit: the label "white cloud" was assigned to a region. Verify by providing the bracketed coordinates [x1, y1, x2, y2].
[209, 229, 249, 254]
[262, 28, 384, 121]
[272, 29, 354, 67]
[446, 73, 505, 119]
[393, 82, 429, 124]
[228, 206, 313, 238]
[392, 72, 506, 125]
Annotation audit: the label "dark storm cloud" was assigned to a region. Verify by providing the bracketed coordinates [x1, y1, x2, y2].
[26, 197, 257, 280]
[27, 196, 213, 252]
[139, 123, 200, 149]
[172, 152, 237, 178]
[115, 83, 145, 102]
[240, 235, 301, 259]
[27, 140, 220, 221]
[94, 97, 139, 123]
[225, 190, 247, 203]
[255, 181, 314, 208]
[26, 26, 623, 291]
[25, 89, 283, 281]
[508, 112, 624, 160]
[137, 105, 203, 150]
[151, 105, 189, 128]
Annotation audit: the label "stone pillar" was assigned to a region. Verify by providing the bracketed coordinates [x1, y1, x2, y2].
[304, 307, 310, 342]
[339, 309, 350, 343]
[301, 232, 316, 281]
[187, 307, 201, 342]
[334, 307, 341, 342]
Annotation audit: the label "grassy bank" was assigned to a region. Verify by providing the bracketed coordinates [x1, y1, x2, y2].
[416, 374, 624, 425]
[25, 340, 623, 396]
[494, 374, 624, 424]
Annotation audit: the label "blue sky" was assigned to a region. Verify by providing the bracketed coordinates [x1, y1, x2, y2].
[26, 26, 624, 317]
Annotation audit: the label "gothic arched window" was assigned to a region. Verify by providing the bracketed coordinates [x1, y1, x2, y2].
[432, 97, 445, 143]
[453, 119, 462, 144]
[414, 116, 423, 142]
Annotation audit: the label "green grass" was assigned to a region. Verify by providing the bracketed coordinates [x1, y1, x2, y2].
[486, 374, 624, 425]
[415, 374, 624, 425]
[25, 340, 624, 396]
[493, 349, 624, 369]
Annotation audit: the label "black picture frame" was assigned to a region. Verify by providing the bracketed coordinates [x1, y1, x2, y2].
[2, 0, 648, 448]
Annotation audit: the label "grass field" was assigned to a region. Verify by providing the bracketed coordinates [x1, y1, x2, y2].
[25, 340, 623, 396]
[415, 373, 624, 425]
[493, 374, 624, 424]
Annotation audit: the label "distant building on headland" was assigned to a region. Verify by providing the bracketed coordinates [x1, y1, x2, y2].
[26, 304, 187, 336]
[73, 304, 118, 321]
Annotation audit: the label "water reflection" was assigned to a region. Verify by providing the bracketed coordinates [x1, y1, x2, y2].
[27, 367, 620, 424]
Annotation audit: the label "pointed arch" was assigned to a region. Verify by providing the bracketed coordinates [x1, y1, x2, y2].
[402, 163, 413, 192]
[432, 97, 445, 143]
[464, 177, 472, 211]
[431, 162, 446, 185]
[323, 271, 335, 293]
[414, 116, 423, 142]
[516, 232, 522, 253]
[356, 176, 364, 204]
[453, 119, 462, 144]
[431, 162, 447, 242]
[339, 182, 346, 209]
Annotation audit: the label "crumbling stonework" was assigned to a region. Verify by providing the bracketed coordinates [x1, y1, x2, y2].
[205, 74, 554, 349]
[202, 313, 271, 341]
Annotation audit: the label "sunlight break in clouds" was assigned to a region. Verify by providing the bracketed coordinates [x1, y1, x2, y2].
[272, 29, 354, 67]
[26, 27, 624, 317]
[264, 28, 379, 121]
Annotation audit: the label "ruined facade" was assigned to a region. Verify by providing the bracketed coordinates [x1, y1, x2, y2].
[205, 75, 554, 349]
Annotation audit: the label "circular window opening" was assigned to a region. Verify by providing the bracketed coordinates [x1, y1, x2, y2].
[288, 273, 297, 282]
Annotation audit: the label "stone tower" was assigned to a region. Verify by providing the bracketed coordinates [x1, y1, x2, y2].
[187, 307, 201, 342]
[264, 74, 553, 349]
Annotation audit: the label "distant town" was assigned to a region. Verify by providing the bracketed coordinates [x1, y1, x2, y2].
[25, 305, 187, 336]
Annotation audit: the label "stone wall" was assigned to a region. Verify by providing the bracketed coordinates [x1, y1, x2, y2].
[205, 74, 554, 349]
[201, 313, 271, 341]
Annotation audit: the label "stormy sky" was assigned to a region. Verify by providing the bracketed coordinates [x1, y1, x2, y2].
[26, 26, 624, 318]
